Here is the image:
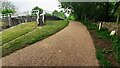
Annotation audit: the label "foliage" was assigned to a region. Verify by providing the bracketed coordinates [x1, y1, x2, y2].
[52, 10, 67, 19]
[67, 13, 76, 20]
[80, 20, 97, 30]
[52, 10, 59, 16]
[32, 6, 43, 15]
[1, 9, 16, 14]
[2, 20, 69, 57]
[1, 22, 37, 45]
[60, 2, 120, 21]
[81, 20, 120, 66]
[96, 45, 112, 67]
[97, 28, 120, 65]
[0, 1, 17, 14]
[112, 36, 120, 64]
[45, 13, 52, 16]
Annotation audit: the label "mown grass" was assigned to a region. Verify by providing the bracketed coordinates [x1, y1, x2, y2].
[2, 20, 69, 57]
[80, 20, 120, 67]
[1, 22, 37, 45]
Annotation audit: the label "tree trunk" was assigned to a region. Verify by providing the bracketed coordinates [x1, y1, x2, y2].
[105, 2, 109, 22]
[110, 2, 120, 19]
[116, 14, 119, 34]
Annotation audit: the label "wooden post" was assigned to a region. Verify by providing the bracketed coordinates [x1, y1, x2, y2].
[99, 23, 102, 30]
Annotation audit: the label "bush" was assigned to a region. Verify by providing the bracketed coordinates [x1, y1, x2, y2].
[112, 36, 120, 64]
[80, 20, 97, 30]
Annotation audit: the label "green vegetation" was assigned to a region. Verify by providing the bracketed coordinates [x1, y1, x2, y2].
[32, 6, 43, 15]
[52, 10, 67, 19]
[60, 2, 120, 22]
[0, 1, 17, 14]
[67, 14, 76, 20]
[80, 20, 97, 30]
[1, 22, 37, 45]
[60, 2, 120, 66]
[2, 20, 69, 57]
[96, 27, 120, 65]
[97, 28, 120, 65]
[1, 9, 16, 14]
[81, 20, 120, 66]
[96, 45, 112, 67]
[111, 35, 120, 64]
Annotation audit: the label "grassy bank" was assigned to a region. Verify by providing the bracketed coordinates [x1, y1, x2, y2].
[2, 20, 69, 57]
[80, 20, 120, 67]
[1, 22, 37, 45]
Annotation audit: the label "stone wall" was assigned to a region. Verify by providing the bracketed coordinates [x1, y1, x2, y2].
[0, 15, 63, 31]
[0, 16, 37, 31]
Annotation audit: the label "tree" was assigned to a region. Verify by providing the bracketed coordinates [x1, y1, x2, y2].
[32, 6, 43, 15]
[52, 10, 59, 16]
[52, 10, 66, 19]
[60, 2, 99, 20]
[67, 13, 76, 20]
[115, 4, 120, 34]
[0, 1, 17, 14]
[60, 2, 120, 22]
[45, 13, 52, 16]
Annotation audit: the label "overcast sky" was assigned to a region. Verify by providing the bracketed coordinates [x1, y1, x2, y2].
[6, 0, 61, 13]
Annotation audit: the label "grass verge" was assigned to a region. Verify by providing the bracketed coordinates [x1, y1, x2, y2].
[1, 22, 37, 45]
[2, 20, 69, 57]
[80, 20, 120, 67]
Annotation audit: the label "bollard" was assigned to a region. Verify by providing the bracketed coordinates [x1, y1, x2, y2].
[99, 23, 102, 30]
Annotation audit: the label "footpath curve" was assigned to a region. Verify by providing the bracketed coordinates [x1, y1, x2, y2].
[2, 21, 99, 66]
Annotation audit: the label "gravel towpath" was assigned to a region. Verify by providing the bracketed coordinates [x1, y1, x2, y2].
[2, 21, 99, 66]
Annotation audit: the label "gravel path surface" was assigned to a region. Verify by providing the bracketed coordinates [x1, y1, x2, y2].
[2, 21, 99, 66]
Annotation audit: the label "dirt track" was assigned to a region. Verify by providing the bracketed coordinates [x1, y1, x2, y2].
[2, 21, 99, 66]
